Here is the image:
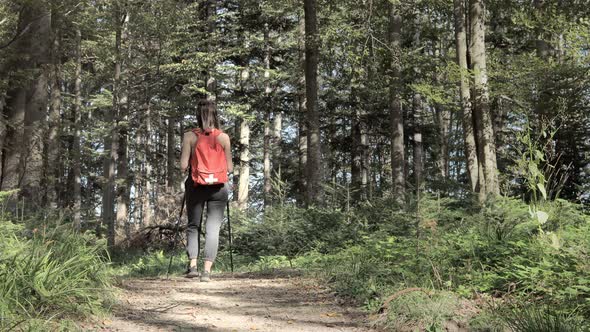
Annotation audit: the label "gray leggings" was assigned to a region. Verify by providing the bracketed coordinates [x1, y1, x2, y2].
[185, 178, 229, 261]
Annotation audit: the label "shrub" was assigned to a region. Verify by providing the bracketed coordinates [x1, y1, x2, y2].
[385, 290, 462, 332]
[501, 304, 587, 332]
[280, 195, 590, 329]
[0, 217, 112, 330]
[233, 205, 364, 258]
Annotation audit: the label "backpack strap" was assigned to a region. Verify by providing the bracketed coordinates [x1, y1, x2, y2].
[196, 128, 222, 137]
[191, 128, 202, 137]
[210, 128, 222, 137]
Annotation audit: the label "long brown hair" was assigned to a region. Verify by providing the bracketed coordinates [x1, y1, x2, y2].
[197, 99, 220, 130]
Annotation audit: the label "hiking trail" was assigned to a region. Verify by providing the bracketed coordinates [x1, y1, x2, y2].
[95, 272, 378, 332]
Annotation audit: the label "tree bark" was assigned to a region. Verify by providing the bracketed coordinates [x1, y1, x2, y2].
[413, 93, 424, 192]
[45, 13, 61, 208]
[206, 0, 217, 102]
[116, 22, 130, 242]
[116, 113, 129, 242]
[434, 105, 451, 180]
[1, 88, 26, 192]
[0, 7, 29, 192]
[388, 4, 405, 203]
[0, 96, 5, 181]
[233, 35, 250, 209]
[454, 0, 479, 192]
[297, 16, 308, 206]
[263, 112, 271, 205]
[272, 111, 282, 179]
[469, 0, 499, 198]
[412, 15, 424, 195]
[351, 89, 361, 198]
[263, 23, 272, 207]
[304, 0, 323, 206]
[71, 27, 82, 231]
[104, 7, 125, 247]
[115, 71, 131, 243]
[237, 117, 250, 210]
[166, 117, 176, 190]
[143, 101, 153, 227]
[533, 0, 551, 59]
[17, 7, 51, 205]
[360, 106, 369, 201]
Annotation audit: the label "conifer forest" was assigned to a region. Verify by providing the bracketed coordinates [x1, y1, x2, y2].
[0, 0, 589, 331]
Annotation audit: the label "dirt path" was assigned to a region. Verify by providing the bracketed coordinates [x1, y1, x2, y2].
[103, 272, 378, 332]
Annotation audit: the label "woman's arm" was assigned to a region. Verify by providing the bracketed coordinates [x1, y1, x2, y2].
[180, 132, 195, 172]
[219, 133, 233, 173]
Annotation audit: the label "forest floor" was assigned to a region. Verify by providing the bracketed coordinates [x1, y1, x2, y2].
[93, 271, 378, 332]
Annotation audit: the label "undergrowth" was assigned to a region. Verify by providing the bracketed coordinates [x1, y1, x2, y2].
[232, 195, 590, 331]
[0, 213, 112, 331]
[107, 193, 589, 331]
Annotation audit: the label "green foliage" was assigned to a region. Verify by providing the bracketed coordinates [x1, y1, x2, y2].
[0, 215, 112, 331]
[112, 250, 185, 278]
[511, 120, 561, 205]
[501, 304, 588, 332]
[242, 255, 293, 273]
[385, 291, 462, 332]
[238, 195, 590, 329]
[111, 248, 255, 277]
[233, 205, 364, 258]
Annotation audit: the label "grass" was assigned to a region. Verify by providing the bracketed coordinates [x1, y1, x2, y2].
[5, 193, 582, 331]
[0, 218, 113, 331]
[501, 304, 587, 332]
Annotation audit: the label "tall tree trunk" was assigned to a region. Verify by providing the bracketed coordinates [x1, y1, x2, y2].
[351, 90, 361, 198]
[133, 112, 144, 231]
[533, 0, 553, 127]
[0, 96, 5, 181]
[360, 110, 369, 201]
[234, 44, 250, 209]
[116, 24, 130, 243]
[432, 46, 451, 181]
[413, 93, 424, 192]
[104, 8, 125, 247]
[388, 4, 405, 203]
[263, 23, 272, 207]
[166, 117, 176, 190]
[454, 0, 478, 192]
[263, 114, 271, 206]
[1, 7, 40, 193]
[143, 102, 153, 227]
[272, 112, 282, 178]
[237, 117, 250, 210]
[115, 77, 131, 243]
[361, 40, 374, 201]
[304, 0, 323, 206]
[45, 15, 61, 208]
[412, 16, 424, 195]
[116, 111, 129, 242]
[71, 27, 82, 231]
[297, 16, 308, 206]
[533, 0, 551, 59]
[434, 105, 451, 180]
[469, 0, 498, 198]
[20, 8, 51, 205]
[206, 0, 217, 101]
[1, 89, 26, 192]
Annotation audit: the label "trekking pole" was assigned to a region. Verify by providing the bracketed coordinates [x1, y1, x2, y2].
[226, 201, 234, 274]
[166, 192, 186, 279]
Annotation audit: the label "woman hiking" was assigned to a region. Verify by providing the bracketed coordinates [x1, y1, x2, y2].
[179, 99, 233, 282]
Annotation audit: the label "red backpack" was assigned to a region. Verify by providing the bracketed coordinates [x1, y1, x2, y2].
[189, 128, 228, 186]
